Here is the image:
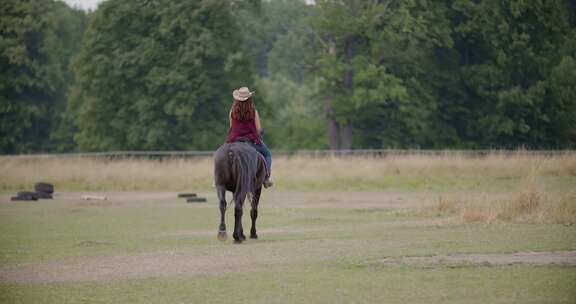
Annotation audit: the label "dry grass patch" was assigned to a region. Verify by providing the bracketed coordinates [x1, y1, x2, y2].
[0, 156, 213, 191]
[434, 177, 576, 224]
[1, 152, 575, 192]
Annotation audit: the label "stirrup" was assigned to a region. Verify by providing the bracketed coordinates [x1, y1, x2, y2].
[263, 178, 273, 188]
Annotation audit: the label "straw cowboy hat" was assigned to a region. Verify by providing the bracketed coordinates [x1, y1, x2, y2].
[233, 87, 254, 102]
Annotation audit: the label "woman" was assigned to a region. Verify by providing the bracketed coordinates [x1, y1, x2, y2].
[226, 87, 273, 188]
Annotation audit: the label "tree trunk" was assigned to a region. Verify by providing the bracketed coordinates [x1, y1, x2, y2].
[325, 40, 341, 150]
[340, 120, 353, 150]
[327, 106, 341, 150]
[339, 36, 356, 150]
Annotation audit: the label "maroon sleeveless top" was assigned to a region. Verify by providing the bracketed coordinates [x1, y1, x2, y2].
[226, 114, 262, 144]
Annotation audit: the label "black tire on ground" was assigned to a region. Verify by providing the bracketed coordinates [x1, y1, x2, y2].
[13, 192, 39, 201]
[186, 197, 207, 203]
[11, 196, 38, 201]
[178, 193, 197, 198]
[35, 182, 54, 194]
[35, 191, 53, 199]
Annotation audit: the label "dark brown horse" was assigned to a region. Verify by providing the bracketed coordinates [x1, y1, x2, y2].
[214, 142, 267, 243]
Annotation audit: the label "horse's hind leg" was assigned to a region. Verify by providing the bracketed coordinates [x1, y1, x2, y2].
[233, 196, 246, 243]
[250, 187, 261, 239]
[217, 185, 227, 241]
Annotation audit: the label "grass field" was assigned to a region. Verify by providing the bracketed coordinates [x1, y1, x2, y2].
[0, 153, 575, 303]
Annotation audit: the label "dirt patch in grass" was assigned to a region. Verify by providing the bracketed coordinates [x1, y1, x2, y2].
[262, 191, 441, 210]
[0, 238, 414, 284]
[152, 218, 452, 239]
[2, 190, 427, 210]
[379, 251, 576, 267]
[2, 232, 573, 284]
[1, 190, 573, 285]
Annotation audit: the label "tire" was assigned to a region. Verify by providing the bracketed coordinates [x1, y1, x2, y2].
[187, 197, 207, 203]
[14, 192, 39, 201]
[35, 191, 53, 199]
[11, 196, 36, 201]
[35, 182, 54, 194]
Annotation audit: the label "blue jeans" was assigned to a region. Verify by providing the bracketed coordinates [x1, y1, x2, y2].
[251, 142, 272, 177]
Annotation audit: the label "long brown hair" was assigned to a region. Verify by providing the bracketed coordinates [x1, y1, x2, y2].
[230, 97, 255, 121]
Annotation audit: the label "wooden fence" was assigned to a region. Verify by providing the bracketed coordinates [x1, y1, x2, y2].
[5, 149, 575, 159]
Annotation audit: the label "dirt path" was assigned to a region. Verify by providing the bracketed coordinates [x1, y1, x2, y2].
[1, 191, 573, 284]
[2, 245, 574, 284]
[263, 191, 441, 209]
[379, 251, 576, 267]
[151, 218, 452, 239]
[0, 238, 412, 284]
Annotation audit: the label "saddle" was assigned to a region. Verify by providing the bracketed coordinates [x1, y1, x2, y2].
[233, 136, 255, 144]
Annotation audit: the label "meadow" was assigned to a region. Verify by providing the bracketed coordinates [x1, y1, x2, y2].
[0, 152, 575, 303]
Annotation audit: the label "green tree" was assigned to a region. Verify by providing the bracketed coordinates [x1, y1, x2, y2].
[232, 0, 324, 149]
[69, 0, 252, 151]
[257, 74, 327, 150]
[450, 0, 576, 148]
[0, 0, 87, 153]
[236, 0, 310, 78]
[311, 0, 453, 149]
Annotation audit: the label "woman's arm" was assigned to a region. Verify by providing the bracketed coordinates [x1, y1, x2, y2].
[229, 110, 232, 128]
[255, 110, 262, 133]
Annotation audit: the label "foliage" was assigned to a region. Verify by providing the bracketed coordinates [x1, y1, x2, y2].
[0, 0, 87, 153]
[69, 0, 252, 151]
[450, 0, 576, 148]
[257, 75, 327, 149]
[0, 0, 575, 153]
[310, 0, 454, 148]
[235, 0, 322, 150]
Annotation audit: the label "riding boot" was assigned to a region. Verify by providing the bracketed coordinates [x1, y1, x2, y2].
[263, 165, 273, 188]
[263, 176, 273, 188]
[252, 142, 273, 188]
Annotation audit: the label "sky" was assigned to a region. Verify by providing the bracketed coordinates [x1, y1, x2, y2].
[60, 0, 105, 11]
[61, 0, 315, 11]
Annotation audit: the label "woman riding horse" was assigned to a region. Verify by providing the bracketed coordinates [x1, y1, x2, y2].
[213, 87, 272, 243]
[226, 87, 273, 188]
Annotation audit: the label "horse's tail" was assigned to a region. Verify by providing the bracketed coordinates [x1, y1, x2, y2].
[229, 144, 259, 205]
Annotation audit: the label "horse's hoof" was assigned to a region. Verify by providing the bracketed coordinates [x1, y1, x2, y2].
[250, 234, 258, 239]
[233, 233, 245, 243]
[217, 231, 227, 242]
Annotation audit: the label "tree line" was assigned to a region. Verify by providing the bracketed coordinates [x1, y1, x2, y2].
[1, 0, 575, 153]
